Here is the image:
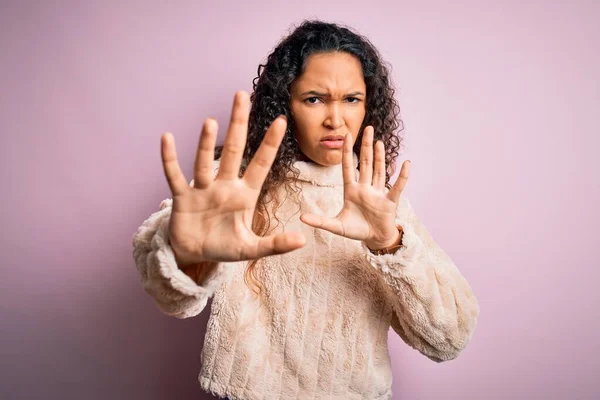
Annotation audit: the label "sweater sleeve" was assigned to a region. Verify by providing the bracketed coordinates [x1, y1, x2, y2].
[131, 159, 233, 319]
[360, 196, 480, 362]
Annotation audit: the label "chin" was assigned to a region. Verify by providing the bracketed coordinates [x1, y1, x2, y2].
[299, 146, 343, 166]
[312, 152, 343, 167]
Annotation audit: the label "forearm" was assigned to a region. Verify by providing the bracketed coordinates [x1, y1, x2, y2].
[370, 239, 479, 362]
[133, 202, 230, 319]
[362, 198, 479, 361]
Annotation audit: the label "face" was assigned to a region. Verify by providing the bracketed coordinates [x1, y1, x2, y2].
[290, 52, 367, 166]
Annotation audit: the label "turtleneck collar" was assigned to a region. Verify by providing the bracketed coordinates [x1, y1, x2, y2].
[289, 152, 359, 187]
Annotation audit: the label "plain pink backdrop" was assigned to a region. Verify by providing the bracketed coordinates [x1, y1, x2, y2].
[1, 1, 598, 399]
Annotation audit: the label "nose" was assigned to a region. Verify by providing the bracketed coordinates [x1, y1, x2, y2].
[324, 103, 344, 130]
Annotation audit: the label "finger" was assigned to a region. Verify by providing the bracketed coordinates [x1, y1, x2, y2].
[300, 213, 345, 236]
[252, 231, 307, 258]
[193, 118, 218, 189]
[217, 91, 250, 180]
[161, 133, 188, 196]
[359, 126, 374, 185]
[243, 115, 287, 190]
[372, 140, 386, 190]
[342, 133, 356, 185]
[387, 160, 411, 203]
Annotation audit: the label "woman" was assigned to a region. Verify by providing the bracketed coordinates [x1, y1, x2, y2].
[132, 20, 479, 400]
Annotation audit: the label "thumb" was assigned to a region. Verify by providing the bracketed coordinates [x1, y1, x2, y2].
[300, 213, 344, 236]
[253, 231, 306, 258]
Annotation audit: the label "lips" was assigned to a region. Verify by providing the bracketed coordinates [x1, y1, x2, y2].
[320, 135, 345, 149]
[320, 135, 345, 141]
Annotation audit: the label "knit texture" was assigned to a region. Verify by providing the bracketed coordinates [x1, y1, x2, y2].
[132, 154, 480, 399]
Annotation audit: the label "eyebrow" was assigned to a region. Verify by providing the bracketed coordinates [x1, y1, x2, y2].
[299, 90, 365, 97]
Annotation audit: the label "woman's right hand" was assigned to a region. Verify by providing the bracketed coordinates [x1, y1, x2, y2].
[160, 91, 306, 265]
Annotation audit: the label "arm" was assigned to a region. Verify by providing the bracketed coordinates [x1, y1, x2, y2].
[131, 159, 233, 319]
[132, 199, 233, 319]
[360, 197, 480, 362]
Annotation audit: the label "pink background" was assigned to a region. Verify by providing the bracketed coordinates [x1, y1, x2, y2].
[1, 1, 598, 399]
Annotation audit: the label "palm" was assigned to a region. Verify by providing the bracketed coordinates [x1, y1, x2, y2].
[169, 181, 259, 262]
[300, 126, 410, 248]
[333, 185, 397, 241]
[162, 91, 306, 264]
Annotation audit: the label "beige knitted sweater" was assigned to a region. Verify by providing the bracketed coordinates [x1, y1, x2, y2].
[132, 154, 480, 400]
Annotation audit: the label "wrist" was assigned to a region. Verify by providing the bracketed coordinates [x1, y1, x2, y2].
[367, 225, 404, 255]
[168, 237, 202, 269]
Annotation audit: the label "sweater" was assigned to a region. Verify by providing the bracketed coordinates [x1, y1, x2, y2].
[132, 153, 480, 400]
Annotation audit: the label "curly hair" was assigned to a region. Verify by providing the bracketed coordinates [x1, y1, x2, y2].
[214, 19, 405, 297]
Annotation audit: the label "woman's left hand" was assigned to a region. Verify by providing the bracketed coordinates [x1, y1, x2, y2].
[300, 126, 411, 250]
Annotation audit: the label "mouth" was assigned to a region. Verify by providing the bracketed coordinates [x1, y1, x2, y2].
[320, 135, 345, 149]
[320, 135, 345, 142]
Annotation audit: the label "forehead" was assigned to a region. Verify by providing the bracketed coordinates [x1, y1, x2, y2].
[292, 52, 365, 92]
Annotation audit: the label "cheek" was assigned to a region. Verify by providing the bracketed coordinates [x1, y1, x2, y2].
[347, 109, 366, 132]
[294, 110, 321, 138]
[291, 104, 310, 127]
[350, 109, 366, 144]
[353, 106, 367, 123]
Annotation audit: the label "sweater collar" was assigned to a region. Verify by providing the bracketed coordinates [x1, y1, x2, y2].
[290, 152, 359, 187]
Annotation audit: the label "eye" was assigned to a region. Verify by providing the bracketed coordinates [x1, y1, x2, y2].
[346, 97, 361, 104]
[303, 97, 322, 105]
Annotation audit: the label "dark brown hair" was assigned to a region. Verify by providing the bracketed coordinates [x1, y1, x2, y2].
[215, 20, 405, 296]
